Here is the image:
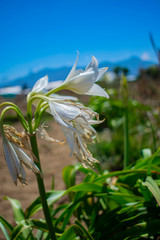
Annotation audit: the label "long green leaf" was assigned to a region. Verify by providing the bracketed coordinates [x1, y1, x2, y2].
[58, 226, 77, 240]
[25, 190, 64, 218]
[63, 164, 80, 188]
[65, 182, 105, 193]
[5, 197, 25, 223]
[94, 169, 148, 183]
[4, 197, 31, 239]
[0, 222, 10, 240]
[10, 223, 31, 240]
[27, 219, 49, 232]
[143, 176, 160, 206]
[75, 219, 94, 240]
[0, 216, 13, 233]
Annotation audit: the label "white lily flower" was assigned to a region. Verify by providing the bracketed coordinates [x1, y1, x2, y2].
[47, 97, 102, 166]
[27, 75, 48, 102]
[60, 53, 109, 98]
[2, 135, 40, 185]
[32, 75, 48, 93]
[62, 122, 98, 168]
[48, 98, 102, 133]
[27, 53, 109, 100]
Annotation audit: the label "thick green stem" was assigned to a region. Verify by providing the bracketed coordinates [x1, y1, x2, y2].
[29, 134, 56, 240]
[123, 106, 129, 168]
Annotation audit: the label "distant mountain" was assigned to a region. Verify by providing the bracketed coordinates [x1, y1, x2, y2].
[0, 67, 71, 88]
[0, 56, 156, 88]
[100, 56, 155, 75]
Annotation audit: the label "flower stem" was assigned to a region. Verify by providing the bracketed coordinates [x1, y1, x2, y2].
[29, 134, 56, 240]
[124, 105, 129, 168]
[120, 74, 129, 168]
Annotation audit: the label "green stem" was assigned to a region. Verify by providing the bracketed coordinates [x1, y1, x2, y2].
[46, 85, 64, 97]
[124, 106, 129, 168]
[29, 134, 56, 240]
[146, 112, 157, 152]
[0, 104, 28, 131]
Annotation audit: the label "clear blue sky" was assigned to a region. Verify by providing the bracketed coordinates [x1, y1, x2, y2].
[0, 0, 160, 80]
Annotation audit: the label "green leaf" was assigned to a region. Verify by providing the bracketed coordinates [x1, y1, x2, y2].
[10, 222, 31, 240]
[65, 183, 105, 194]
[25, 190, 64, 218]
[107, 192, 143, 205]
[0, 216, 13, 233]
[138, 179, 152, 202]
[27, 219, 49, 232]
[4, 197, 25, 223]
[58, 226, 77, 240]
[63, 164, 80, 188]
[0, 222, 10, 240]
[75, 219, 94, 240]
[94, 169, 148, 183]
[55, 199, 82, 230]
[142, 176, 160, 206]
[4, 198, 31, 240]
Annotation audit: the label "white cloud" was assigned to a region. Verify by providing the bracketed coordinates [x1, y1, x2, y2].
[141, 52, 150, 61]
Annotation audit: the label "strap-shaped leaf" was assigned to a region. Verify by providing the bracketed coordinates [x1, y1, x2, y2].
[25, 190, 64, 218]
[4, 197, 25, 223]
[0, 216, 13, 233]
[58, 226, 77, 240]
[75, 219, 94, 240]
[142, 176, 160, 206]
[10, 222, 31, 240]
[0, 222, 10, 240]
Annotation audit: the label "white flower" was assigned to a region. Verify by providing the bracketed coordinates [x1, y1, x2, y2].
[27, 75, 48, 102]
[60, 53, 109, 98]
[32, 75, 48, 93]
[27, 53, 109, 99]
[48, 98, 101, 133]
[2, 135, 40, 185]
[48, 97, 102, 166]
[25, 53, 109, 166]
[62, 119, 98, 167]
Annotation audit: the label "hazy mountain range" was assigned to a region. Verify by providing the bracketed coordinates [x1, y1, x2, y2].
[0, 56, 156, 88]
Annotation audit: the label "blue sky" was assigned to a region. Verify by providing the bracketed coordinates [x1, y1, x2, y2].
[0, 0, 160, 80]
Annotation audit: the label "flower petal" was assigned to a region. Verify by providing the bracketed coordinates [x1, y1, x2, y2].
[50, 93, 78, 102]
[85, 56, 98, 72]
[49, 101, 81, 134]
[65, 71, 98, 94]
[2, 137, 20, 185]
[53, 102, 81, 121]
[12, 143, 40, 174]
[32, 75, 48, 93]
[85, 83, 109, 98]
[62, 127, 75, 155]
[65, 52, 80, 83]
[95, 67, 108, 82]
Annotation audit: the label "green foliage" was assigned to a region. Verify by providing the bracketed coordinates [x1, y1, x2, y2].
[88, 91, 160, 169]
[1, 156, 160, 239]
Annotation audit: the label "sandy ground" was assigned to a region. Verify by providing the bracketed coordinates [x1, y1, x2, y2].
[0, 97, 77, 239]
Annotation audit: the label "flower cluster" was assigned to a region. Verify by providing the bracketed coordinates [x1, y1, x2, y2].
[1, 53, 108, 184]
[29, 54, 108, 167]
